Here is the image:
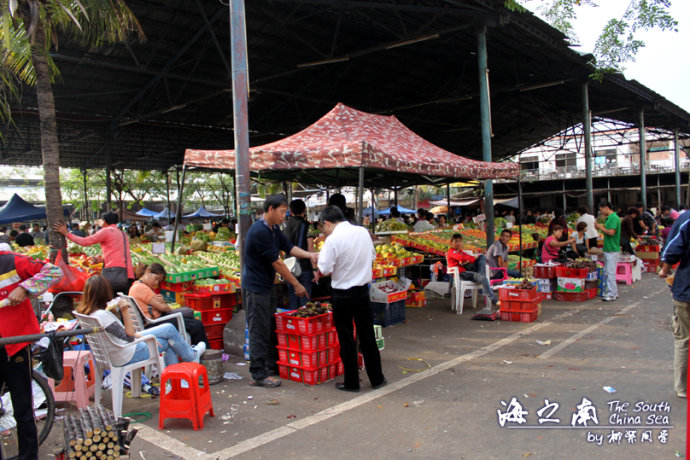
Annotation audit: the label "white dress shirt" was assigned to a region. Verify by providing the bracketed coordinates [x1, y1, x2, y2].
[317, 221, 375, 289]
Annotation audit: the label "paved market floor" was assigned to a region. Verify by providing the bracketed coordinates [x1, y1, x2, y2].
[42, 273, 686, 459]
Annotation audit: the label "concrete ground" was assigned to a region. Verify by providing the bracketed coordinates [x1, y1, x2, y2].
[42, 272, 686, 459]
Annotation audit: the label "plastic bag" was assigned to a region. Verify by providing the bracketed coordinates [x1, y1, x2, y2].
[49, 250, 89, 293]
[34, 333, 64, 380]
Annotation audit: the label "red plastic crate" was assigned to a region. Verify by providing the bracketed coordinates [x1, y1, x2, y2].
[275, 311, 330, 335]
[500, 310, 538, 323]
[276, 330, 330, 351]
[184, 292, 212, 310]
[533, 264, 560, 279]
[501, 299, 540, 312]
[277, 346, 329, 368]
[555, 267, 588, 279]
[499, 287, 540, 302]
[277, 362, 331, 385]
[161, 280, 193, 292]
[553, 291, 590, 302]
[204, 323, 225, 339]
[586, 288, 597, 299]
[193, 282, 234, 294]
[637, 244, 660, 252]
[199, 307, 233, 324]
[211, 293, 237, 309]
[208, 338, 224, 350]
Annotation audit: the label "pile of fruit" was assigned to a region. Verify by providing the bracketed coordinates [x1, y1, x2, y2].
[375, 220, 409, 233]
[288, 301, 332, 318]
[517, 278, 535, 290]
[568, 258, 598, 271]
[375, 243, 412, 259]
[193, 278, 233, 287]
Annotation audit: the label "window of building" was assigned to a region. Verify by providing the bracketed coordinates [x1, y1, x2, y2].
[594, 149, 617, 168]
[520, 156, 539, 171]
[555, 152, 577, 168]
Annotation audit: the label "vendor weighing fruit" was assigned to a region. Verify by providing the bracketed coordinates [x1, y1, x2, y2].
[243, 194, 318, 388]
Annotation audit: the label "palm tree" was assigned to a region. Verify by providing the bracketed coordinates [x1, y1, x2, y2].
[1, 0, 143, 257]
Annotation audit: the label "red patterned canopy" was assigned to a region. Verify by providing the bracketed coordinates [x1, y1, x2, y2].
[184, 103, 518, 184]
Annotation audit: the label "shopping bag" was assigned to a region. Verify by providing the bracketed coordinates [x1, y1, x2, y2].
[49, 250, 89, 293]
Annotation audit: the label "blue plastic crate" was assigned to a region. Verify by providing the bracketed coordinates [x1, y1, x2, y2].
[370, 299, 406, 327]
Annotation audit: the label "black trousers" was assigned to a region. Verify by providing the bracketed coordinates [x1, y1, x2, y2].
[244, 288, 278, 381]
[148, 316, 209, 346]
[0, 346, 38, 460]
[332, 285, 385, 390]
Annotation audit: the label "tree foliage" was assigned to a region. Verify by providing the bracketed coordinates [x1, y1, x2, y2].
[506, 0, 678, 75]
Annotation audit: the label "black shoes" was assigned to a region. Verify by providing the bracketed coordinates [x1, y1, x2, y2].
[335, 382, 360, 393]
[372, 378, 388, 390]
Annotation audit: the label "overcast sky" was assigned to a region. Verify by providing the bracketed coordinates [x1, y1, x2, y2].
[561, 0, 690, 112]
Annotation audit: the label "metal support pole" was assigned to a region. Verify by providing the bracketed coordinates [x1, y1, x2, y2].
[171, 165, 187, 253]
[562, 182, 566, 212]
[370, 187, 376, 225]
[82, 169, 88, 222]
[639, 111, 647, 209]
[358, 166, 365, 224]
[165, 169, 171, 224]
[607, 178, 611, 203]
[230, 0, 251, 267]
[518, 176, 523, 273]
[478, 26, 494, 245]
[105, 151, 112, 213]
[657, 175, 661, 209]
[446, 181, 451, 220]
[393, 188, 398, 207]
[582, 83, 594, 211]
[675, 129, 682, 208]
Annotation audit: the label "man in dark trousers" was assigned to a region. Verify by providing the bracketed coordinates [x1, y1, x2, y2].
[242, 194, 318, 388]
[0, 249, 63, 460]
[659, 210, 690, 398]
[317, 206, 386, 392]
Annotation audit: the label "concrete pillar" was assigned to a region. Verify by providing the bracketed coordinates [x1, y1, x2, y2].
[478, 26, 494, 245]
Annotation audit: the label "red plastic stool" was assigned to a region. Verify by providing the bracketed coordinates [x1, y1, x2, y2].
[47, 350, 96, 408]
[159, 362, 214, 430]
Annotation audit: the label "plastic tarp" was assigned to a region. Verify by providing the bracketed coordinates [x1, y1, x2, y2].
[135, 208, 159, 217]
[184, 103, 518, 182]
[154, 209, 175, 219]
[0, 194, 69, 224]
[183, 206, 222, 218]
[495, 196, 520, 208]
[378, 205, 416, 216]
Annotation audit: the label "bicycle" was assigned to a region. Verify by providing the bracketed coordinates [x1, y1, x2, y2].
[0, 326, 100, 460]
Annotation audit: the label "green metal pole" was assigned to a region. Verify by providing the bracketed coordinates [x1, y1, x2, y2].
[582, 83, 594, 211]
[478, 26, 494, 246]
[639, 111, 647, 209]
[675, 129, 682, 208]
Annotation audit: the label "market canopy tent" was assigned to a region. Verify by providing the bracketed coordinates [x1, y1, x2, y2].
[184, 103, 518, 188]
[153, 209, 175, 219]
[378, 206, 417, 216]
[183, 206, 222, 218]
[0, 194, 69, 224]
[135, 208, 159, 217]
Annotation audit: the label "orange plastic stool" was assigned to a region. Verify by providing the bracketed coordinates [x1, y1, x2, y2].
[47, 350, 96, 408]
[159, 362, 214, 430]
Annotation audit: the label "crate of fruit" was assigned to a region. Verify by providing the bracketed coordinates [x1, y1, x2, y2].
[161, 280, 194, 292]
[193, 278, 235, 294]
[533, 263, 561, 279]
[194, 266, 219, 280]
[165, 270, 197, 284]
[554, 267, 588, 279]
[275, 302, 332, 335]
[370, 279, 410, 304]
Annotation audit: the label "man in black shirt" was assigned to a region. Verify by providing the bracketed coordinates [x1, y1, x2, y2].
[15, 225, 34, 247]
[283, 199, 318, 308]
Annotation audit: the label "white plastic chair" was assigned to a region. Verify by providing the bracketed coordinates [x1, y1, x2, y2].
[119, 294, 191, 345]
[74, 311, 165, 418]
[447, 256, 493, 315]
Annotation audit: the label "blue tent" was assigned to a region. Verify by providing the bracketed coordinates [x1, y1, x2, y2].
[153, 208, 175, 219]
[183, 206, 222, 218]
[377, 205, 416, 216]
[136, 207, 159, 217]
[0, 194, 69, 224]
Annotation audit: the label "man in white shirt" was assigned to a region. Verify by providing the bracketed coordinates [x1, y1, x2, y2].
[413, 210, 435, 233]
[576, 206, 599, 249]
[317, 206, 386, 393]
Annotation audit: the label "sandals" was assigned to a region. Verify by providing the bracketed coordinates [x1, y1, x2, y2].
[249, 376, 282, 388]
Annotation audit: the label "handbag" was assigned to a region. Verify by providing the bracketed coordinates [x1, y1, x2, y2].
[102, 227, 131, 294]
[34, 332, 64, 380]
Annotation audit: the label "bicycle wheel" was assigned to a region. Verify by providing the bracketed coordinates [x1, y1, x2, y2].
[0, 370, 56, 460]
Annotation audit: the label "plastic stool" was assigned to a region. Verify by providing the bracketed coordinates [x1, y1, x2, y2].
[616, 262, 633, 285]
[159, 363, 214, 430]
[47, 350, 96, 408]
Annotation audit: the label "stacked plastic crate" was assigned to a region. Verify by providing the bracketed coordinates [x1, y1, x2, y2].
[274, 311, 343, 385]
[533, 263, 560, 300]
[184, 282, 237, 350]
[553, 266, 592, 301]
[498, 285, 542, 323]
[636, 244, 660, 273]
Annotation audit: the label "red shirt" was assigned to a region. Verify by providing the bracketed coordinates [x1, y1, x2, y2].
[66, 225, 134, 279]
[446, 248, 476, 274]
